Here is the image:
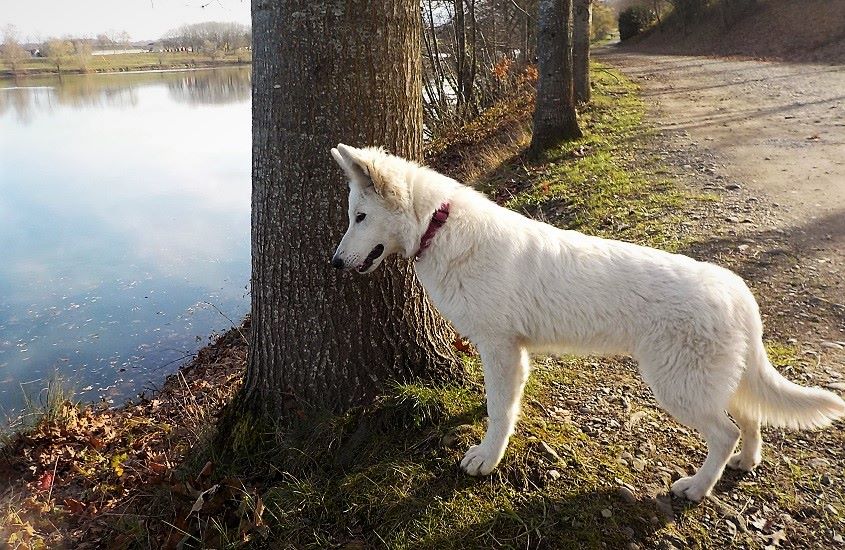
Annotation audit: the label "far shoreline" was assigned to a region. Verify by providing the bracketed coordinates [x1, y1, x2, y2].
[0, 59, 251, 79]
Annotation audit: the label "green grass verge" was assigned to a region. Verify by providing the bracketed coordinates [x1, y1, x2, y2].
[0, 50, 251, 76]
[478, 62, 693, 252]
[180, 361, 666, 549]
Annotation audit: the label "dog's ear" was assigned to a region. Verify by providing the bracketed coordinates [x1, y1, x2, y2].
[331, 144, 372, 190]
[333, 144, 402, 204]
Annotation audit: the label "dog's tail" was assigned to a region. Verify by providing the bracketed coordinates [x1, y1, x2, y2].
[731, 339, 845, 430]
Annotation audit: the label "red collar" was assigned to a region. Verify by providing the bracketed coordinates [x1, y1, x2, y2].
[415, 203, 450, 260]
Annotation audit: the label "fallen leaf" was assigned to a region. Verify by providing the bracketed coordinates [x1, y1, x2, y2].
[453, 337, 475, 354]
[64, 497, 86, 515]
[764, 529, 787, 547]
[149, 462, 168, 475]
[749, 514, 769, 531]
[110, 452, 128, 477]
[190, 484, 221, 514]
[38, 471, 54, 492]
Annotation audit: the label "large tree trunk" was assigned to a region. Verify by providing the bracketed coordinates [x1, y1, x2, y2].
[573, 0, 592, 104]
[244, 0, 458, 417]
[530, 0, 582, 153]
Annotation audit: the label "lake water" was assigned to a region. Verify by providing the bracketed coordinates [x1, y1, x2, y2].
[0, 68, 251, 420]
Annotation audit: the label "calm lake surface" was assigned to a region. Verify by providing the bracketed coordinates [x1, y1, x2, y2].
[0, 67, 251, 419]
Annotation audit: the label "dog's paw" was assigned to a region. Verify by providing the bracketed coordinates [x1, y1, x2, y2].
[726, 451, 761, 472]
[460, 444, 501, 476]
[670, 475, 710, 502]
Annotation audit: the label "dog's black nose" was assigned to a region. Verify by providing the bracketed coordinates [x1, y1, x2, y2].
[331, 256, 344, 269]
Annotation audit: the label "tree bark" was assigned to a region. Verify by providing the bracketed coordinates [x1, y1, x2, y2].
[245, 0, 458, 417]
[573, 0, 591, 104]
[467, 0, 478, 110]
[454, 0, 468, 107]
[530, 0, 582, 153]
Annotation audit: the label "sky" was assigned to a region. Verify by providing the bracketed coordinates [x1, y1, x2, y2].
[1, 0, 250, 42]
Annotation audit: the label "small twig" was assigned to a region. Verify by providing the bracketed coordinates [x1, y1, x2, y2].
[507, 0, 534, 19]
[597, 67, 622, 83]
[200, 301, 248, 345]
[47, 455, 59, 503]
[529, 398, 552, 417]
[149, 353, 196, 373]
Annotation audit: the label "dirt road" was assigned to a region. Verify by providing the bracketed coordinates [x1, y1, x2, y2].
[599, 48, 845, 350]
[590, 49, 845, 548]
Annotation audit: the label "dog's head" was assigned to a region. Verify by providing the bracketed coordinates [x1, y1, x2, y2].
[329, 144, 415, 274]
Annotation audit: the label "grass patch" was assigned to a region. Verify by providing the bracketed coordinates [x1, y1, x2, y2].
[0, 50, 251, 76]
[764, 340, 800, 369]
[1, 373, 77, 441]
[478, 62, 693, 252]
[166, 365, 668, 549]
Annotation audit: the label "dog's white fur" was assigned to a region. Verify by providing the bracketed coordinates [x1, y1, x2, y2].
[330, 144, 845, 501]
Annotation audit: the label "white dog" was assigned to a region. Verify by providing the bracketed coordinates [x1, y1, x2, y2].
[329, 144, 845, 501]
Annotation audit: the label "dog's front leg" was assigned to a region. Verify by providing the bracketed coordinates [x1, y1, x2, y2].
[461, 343, 530, 476]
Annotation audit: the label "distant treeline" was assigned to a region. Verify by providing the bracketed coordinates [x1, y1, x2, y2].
[159, 22, 251, 55]
[0, 22, 251, 74]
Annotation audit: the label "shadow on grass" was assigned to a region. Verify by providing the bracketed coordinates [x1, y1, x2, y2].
[404, 485, 668, 549]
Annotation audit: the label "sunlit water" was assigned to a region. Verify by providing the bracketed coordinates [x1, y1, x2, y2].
[0, 68, 251, 420]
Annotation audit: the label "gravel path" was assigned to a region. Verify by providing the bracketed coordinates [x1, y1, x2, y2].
[599, 46, 845, 350]
[593, 48, 845, 548]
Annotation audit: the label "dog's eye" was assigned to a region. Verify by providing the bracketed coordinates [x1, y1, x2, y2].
[355, 213, 366, 223]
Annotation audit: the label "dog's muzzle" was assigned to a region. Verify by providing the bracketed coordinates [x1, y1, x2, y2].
[331, 244, 385, 272]
[358, 244, 385, 272]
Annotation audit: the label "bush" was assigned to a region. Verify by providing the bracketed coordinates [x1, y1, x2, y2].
[618, 6, 656, 41]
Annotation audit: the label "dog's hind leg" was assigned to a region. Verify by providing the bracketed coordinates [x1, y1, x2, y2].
[461, 342, 529, 476]
[669, 412, 739, 501]
[726, 407, 762, 471]
[641, 349, 742, 502]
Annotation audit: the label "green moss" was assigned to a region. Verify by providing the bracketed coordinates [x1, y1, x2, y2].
[764, 340, 800, 369]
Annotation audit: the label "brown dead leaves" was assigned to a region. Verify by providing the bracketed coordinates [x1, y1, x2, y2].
[156, 474, 268, 549]
[0, 321, 249, 548]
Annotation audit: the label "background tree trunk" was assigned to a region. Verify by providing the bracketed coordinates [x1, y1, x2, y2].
[454, 0, 467, 107]
[530, 0, 582, 153]
[244, 0, 458, 417]
[573, 0, 592, 104]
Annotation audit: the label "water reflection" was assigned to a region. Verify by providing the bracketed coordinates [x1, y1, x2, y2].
[167, 70, 251, 105]
[0, 67, 251, 419]
[0, 67, 251, 123]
